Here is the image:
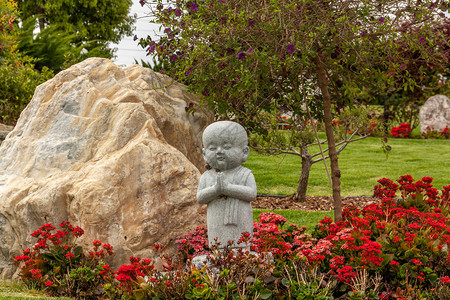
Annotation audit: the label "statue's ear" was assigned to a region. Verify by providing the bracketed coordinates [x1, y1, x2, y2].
[242, 146, 250, 162]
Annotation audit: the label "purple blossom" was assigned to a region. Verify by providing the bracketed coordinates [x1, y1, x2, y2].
[248, 18, 255, 26]
[148, 45, 155, 53]
[419, 37, 426, 43]
[187, 1, 198, 11]
[287, 44, 295, 52]
[133, 35, 138, 41]
[238, 52, 246, 60]
[185, 68, 192, 75]
[379, 17, 385, 24]
[246, 49, 254, 55]
[164, 28, 171, 33]
[175, 9, 181, 16]
[170, 54, 178, 61]
[202, 89, 209, 96]
[139, 0, 145, 7]
[361, 31, 367, 37]
[157, 4, 163, 10]
[400, 64, 406, 70]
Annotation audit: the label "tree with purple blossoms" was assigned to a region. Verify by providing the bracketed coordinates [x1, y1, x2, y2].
[139, 0, 449, 221]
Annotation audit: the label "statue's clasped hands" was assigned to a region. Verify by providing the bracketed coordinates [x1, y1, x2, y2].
[215, 171, 230, 197]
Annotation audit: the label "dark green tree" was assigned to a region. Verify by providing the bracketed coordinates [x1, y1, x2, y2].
[16, 0, 135, 66]
[141, 0, 449, 221]
[0, 0, 53, 125]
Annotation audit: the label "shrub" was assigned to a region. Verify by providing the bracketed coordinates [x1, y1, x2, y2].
[0, 0, 54, 125]
[390, 123, 412, 138]
[13, 221, 113, 298]
[421, 126, 450, 139]
[13, 175, 450, 299]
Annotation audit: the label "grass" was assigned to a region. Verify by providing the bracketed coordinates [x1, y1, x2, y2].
[244, 135, 450, 196]
[253, 209, 333, 234]
[0, 280, 70, 300]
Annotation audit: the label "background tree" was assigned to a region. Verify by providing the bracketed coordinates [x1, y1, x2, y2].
[16, 0, 136, 70]
[0, 0, 53, 125]
[141, 0, 449, 221]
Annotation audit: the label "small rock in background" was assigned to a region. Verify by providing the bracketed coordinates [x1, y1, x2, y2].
[419, 94, 450, 134]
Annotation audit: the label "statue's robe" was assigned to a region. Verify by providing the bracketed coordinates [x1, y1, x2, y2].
[198, 166, 255, 248]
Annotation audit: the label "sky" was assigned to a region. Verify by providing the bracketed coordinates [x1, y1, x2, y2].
[110, 1, 160, 67]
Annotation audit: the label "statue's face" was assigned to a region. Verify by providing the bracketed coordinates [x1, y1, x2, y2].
[203, 133, 248, 171]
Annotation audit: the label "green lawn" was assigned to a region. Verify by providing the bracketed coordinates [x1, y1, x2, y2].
[0, 281, 70, 300]
[253, 209, 333, 234]
[244, 136, 450, 196]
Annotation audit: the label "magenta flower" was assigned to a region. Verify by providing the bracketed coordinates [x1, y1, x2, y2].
[185, 68, 192, 75]
[287, 44, 295, 52]
[139, 0, 145, 7]
[246, 49, 254, 55]
[170, 54, 178, 61]
[379, 17, 385, 23]
[419, 37, 426, 43]
[133, 35, 138, 41]
[238, 52, 246, 60]
[175, 9, 181, 16]
[187, 1, 198, 11]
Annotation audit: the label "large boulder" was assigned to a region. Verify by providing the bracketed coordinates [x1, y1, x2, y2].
[0, 123, 13, 142]
[0, 58, 212, 278]
[419, 94, 450, 134]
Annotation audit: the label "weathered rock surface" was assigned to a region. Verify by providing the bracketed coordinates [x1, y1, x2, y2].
[0, 58, 212, 278]
[0, 123, 13, 142]
[419, 94, 450, 134]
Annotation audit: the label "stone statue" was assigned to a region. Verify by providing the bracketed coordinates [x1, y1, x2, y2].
[197, 121, 257, 249]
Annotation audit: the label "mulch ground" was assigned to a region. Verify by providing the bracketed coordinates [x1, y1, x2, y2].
[253, 195, 381, 211]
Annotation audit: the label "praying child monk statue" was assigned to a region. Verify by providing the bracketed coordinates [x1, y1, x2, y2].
[197, 121, 257, 249]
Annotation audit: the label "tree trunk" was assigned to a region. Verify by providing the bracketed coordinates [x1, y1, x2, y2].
[36, 6, 46, 31]
[294, 146, 312, 202]
[315, 53, 343, 222]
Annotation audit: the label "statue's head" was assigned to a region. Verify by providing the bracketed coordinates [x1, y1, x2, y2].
[202, 121, 249, 171]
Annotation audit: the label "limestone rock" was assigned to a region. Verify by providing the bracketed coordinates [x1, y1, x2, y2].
[0, 123, 13, 142]
[0, 58, 212, 278]
[419, 95, 450, 134]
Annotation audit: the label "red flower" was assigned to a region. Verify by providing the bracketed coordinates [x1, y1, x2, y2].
[39, 223, 56, 232]
[72, 226, 84, 237]
[93, 240, 102, 247]
[102, 243, 114, 255]
[390, 260, 400, 266]
[115, 273, 131, 282]
[30, 269, 42, 279]
[44, 280, 53, 286]
[65, 252, 75, 259]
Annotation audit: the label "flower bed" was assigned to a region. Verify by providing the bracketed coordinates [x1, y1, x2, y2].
[13, 175, 449, 299]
